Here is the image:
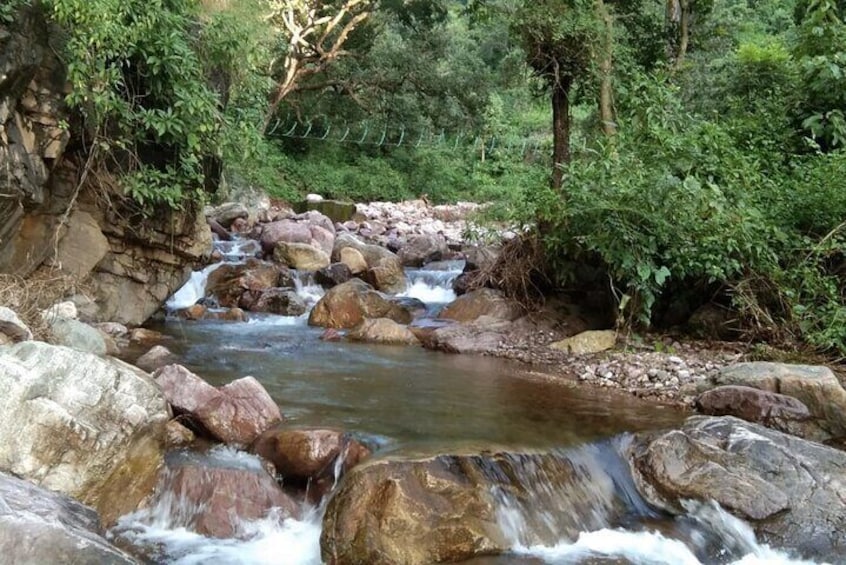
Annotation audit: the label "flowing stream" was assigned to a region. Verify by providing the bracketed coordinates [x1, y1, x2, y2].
[113, 238, 826, 564]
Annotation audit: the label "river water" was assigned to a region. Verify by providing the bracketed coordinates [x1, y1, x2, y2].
[112, 239, 826, 564]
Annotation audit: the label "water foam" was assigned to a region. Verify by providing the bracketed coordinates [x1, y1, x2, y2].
[166, 262, 229, 311]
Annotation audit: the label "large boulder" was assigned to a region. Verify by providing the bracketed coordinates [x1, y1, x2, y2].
[321, 448, 635, 565]
[308, 279, 413, 329]
[154, 365, 282, 447]
[709, 362, 846, 437]
[398, 234, 448, 267]
[251, 427, 370, 483]
[339, 247, 368, 275]
[207, 202, 249, 228]
[0, 471, 138, 564]
[438, 288, 524, 323]
[48, 210, 110, 279]
[0, 342, 169, 524]
[260, 219, 312, 253]
[206, 260, 290, 308]
[348, 318, 420, 345]
[247, 288, 307, 316]
[332, 233, 406, 293]
[315, 262, 353, 288]
[631, 416, 846, 560]
[294, 199, 357, 223]
[273, 241, 331, 271]
[143, 457, 299, 539]
[694, 385, 826, 440]
[462, 245, 499, 272]
[414, 316, 512, 354]
[46, 316, 108, 355]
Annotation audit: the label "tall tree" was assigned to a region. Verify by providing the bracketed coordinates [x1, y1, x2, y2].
[264, 0, 372, 131]
[512, 0, 598, 191]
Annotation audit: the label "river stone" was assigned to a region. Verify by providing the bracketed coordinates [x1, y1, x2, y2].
[414, 316, 513, 354]
[308, 279, 413, 329]
[712, 362, 846, 436]
[154, 364, 222, 414]
[310, 224, 336, 256]
[274, 241, 330, 271]
[631, 416, 846, 560]
[135, 345, 178, 373]
[348, 318, 420, 345]
[47, 316, 107, 355]
[315, 262, 353, 288]
[295, 199, 357, 223]
[165, 420, 195, 447]
[332, 233, 406, 293]
[321, 448, 634, 565]
[178, 304, 207, 320]
[194, 376, 283, 446]
[249, 288, 307, 316]
[339, 246, 368, 274]
[208, 202, 249, 228]
[549, 330, 617, 355]
[251, 427, 370, 482]
[438, 288, 524, 323]
[148, 461, 299, 539]
[693, 385, 828, 441]
[260, 219, 312, 253]
[206, 260, 293, 308]
[462, 245, 499, 272]
[0, 341, 169, 525]
[0, 306, 32, 343]
[398, 234, 448, 267]
[0, 471, 138, 564]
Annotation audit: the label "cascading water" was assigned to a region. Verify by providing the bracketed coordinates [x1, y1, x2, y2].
[129, 236, 829, 564]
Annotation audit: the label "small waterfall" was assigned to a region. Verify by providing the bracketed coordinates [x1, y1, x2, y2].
[292, 271, 325, 307]
[400, 260, 464, 306]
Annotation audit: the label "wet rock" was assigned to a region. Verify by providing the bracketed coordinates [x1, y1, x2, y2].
[332, 233, 406, 293]
[0, 307, 32, 343]
[693, 385, 825, 441]
[178, 303, 208, 320]
[549, 330, 617, 355]
[135, 345, 177, 373]
[398, 234, 448, 267]
[205, 260, 290, 307]
[149, 461, 299, 539]
[165, 420, 195, 446]
[273, 241, 330, 271]
[438, 288, 524, 323]
[348, 318, 420, 345]
[321, 328, 343, 341]
[195, 377, 283, 446]
[128, 327, 165, 344]
[711, 362, 846, 436]
[0, 471, 137, 564]
[154, 364, 222, 415]
[631, 416, 846, 560]
[249, 288, 307, 317]
[339, 246, 368, 275]
[205, 307, 249, 322]
[415, 316, 512, 354]
[208, 202, 249, 228]
[0, 342, 169, 525]
[321, 449, 633, 565]
[251, 427, 370, 483]
[46, 316, 108, 355]
[308, 279, 413, 329]
[315, 262, 353, 288]
[208, 218, 231, 241]
[451, 272, 473, 296]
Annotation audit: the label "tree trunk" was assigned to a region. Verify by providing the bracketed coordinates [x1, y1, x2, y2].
[551, 78, 571, 192]
[675, 0, 690, 70]
[596, 0, 616, 138]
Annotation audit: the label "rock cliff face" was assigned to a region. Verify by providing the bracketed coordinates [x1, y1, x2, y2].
[0, 5, 210, 325]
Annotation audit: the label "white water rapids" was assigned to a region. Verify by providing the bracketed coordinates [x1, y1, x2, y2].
[134, 238, 829, 565]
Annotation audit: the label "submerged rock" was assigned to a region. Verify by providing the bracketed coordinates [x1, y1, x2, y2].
[0, 342, 169, 525]
[308, 279, 412, 329]
[0, 471, 137, 564]
[631, 416, 846, 560]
